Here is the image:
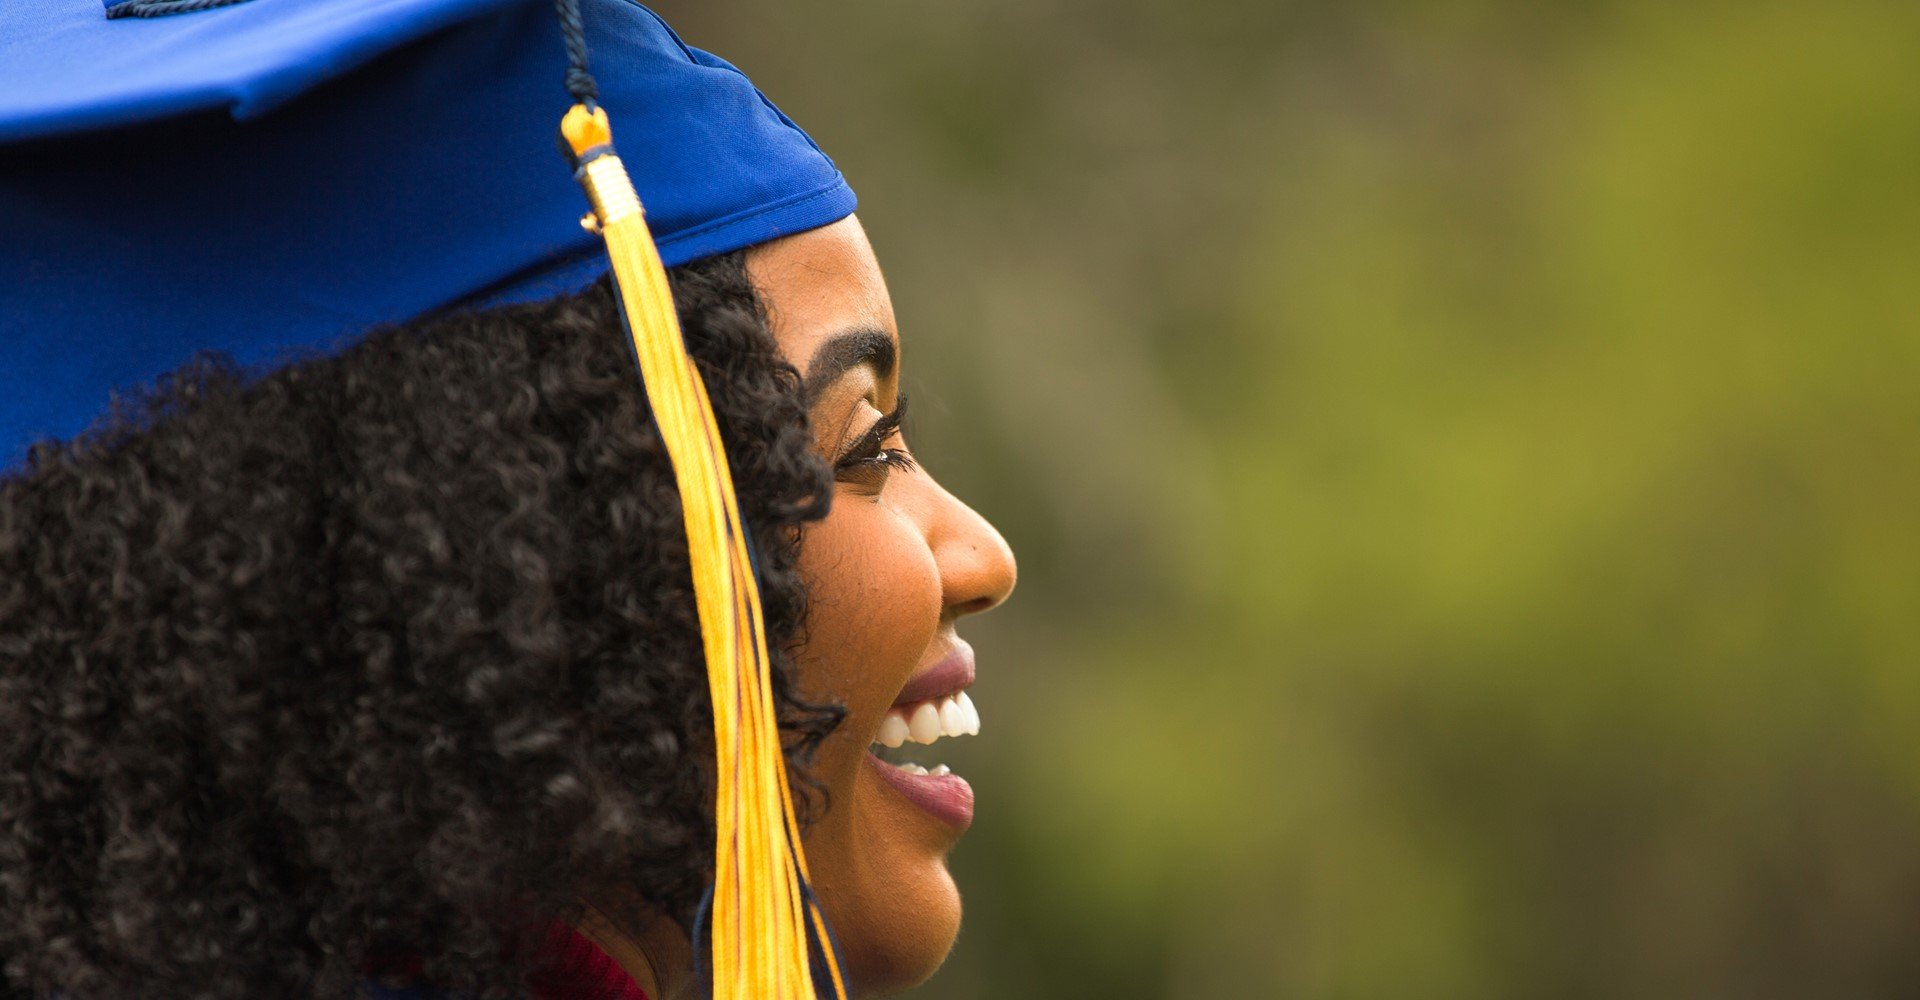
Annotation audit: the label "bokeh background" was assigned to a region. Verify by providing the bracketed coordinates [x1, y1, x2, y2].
[667, 1, 1920, 996]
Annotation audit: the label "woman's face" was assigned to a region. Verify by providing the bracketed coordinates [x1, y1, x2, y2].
[746, 215, 1017, 997]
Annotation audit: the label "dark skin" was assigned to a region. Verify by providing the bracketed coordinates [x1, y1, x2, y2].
[585, 216, 1017, 997]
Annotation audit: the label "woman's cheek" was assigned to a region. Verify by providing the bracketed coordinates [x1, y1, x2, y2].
[796, 499, 942, 708]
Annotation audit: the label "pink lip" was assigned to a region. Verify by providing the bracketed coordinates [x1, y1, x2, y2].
[864, 754, 975, 830]
[893, 640, 975, 707]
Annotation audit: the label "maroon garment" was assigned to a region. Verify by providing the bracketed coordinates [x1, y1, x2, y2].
[361, 924, 651, 1000]
[526, 925, 652, 1000]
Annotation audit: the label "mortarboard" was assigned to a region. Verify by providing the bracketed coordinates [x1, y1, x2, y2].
[0, 0, 856, 460]
[0, 1, 855, 996]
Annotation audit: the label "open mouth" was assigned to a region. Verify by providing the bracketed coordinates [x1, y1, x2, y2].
[865, 645, 980, 828]
[868, 688, 980, 773]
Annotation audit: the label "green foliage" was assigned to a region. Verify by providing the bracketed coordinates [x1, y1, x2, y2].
[672, 0, 1920, 995]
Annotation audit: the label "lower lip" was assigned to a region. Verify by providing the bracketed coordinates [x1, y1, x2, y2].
[864, 753, 975, 830]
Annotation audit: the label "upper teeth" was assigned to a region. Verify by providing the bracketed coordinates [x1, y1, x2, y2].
[875, 691, 979, 748]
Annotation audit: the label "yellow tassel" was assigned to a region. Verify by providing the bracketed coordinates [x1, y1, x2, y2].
[562, 104, 848, 1000]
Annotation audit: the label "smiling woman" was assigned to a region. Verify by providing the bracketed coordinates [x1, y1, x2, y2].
[0, 2, 1011, 1000]
[749, 218, 1017, 995]
[557, 217, 1017, 999]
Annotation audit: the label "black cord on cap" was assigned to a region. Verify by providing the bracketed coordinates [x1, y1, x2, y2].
[554, 0, 601, 107]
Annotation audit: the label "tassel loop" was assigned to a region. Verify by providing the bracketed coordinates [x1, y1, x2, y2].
[560, 103, 613, 158]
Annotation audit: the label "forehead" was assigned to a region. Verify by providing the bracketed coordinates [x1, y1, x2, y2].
[743, 215, 898, 378]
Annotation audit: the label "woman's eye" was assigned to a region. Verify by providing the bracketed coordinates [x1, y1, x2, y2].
[833, 447, 915, 492]
[834, 396, 913, 489]
[839, 447, 916, 474]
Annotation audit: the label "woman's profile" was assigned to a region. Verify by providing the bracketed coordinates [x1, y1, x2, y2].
[0, 2, 1014, 998]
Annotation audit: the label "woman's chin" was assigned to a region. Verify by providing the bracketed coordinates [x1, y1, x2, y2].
[802, 753, 967, 997]
[835, 869, 961, 998]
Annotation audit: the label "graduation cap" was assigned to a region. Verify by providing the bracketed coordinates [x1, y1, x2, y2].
[0, 1, 854, 996]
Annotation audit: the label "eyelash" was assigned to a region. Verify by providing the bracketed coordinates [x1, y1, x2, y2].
[834, 395, 915, 483]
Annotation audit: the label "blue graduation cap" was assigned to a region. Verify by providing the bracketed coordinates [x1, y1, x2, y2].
[0, 0, 856, 462]
[0, 2, 856, 996]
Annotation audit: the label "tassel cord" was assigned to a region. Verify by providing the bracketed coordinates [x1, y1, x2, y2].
[553, 0, 601, 107]
[558, 102, 845, 1000]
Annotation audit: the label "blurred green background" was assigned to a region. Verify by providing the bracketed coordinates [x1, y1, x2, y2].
[671, 1, 1920, 996]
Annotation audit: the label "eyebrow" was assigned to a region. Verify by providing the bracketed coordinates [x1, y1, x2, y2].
[802, 327, 897, 406]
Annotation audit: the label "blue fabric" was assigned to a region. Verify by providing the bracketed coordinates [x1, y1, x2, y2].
[0, 0, 856, 465]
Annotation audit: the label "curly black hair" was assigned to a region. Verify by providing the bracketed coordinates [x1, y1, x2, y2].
[0, 253, 839, 999]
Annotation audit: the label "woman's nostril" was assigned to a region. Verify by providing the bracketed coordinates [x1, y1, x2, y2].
[952, 594, 998, 617]
[942, 529, 1017, 617]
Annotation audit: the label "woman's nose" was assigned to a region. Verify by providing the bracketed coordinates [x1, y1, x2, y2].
[926, 478, 1017, 617]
